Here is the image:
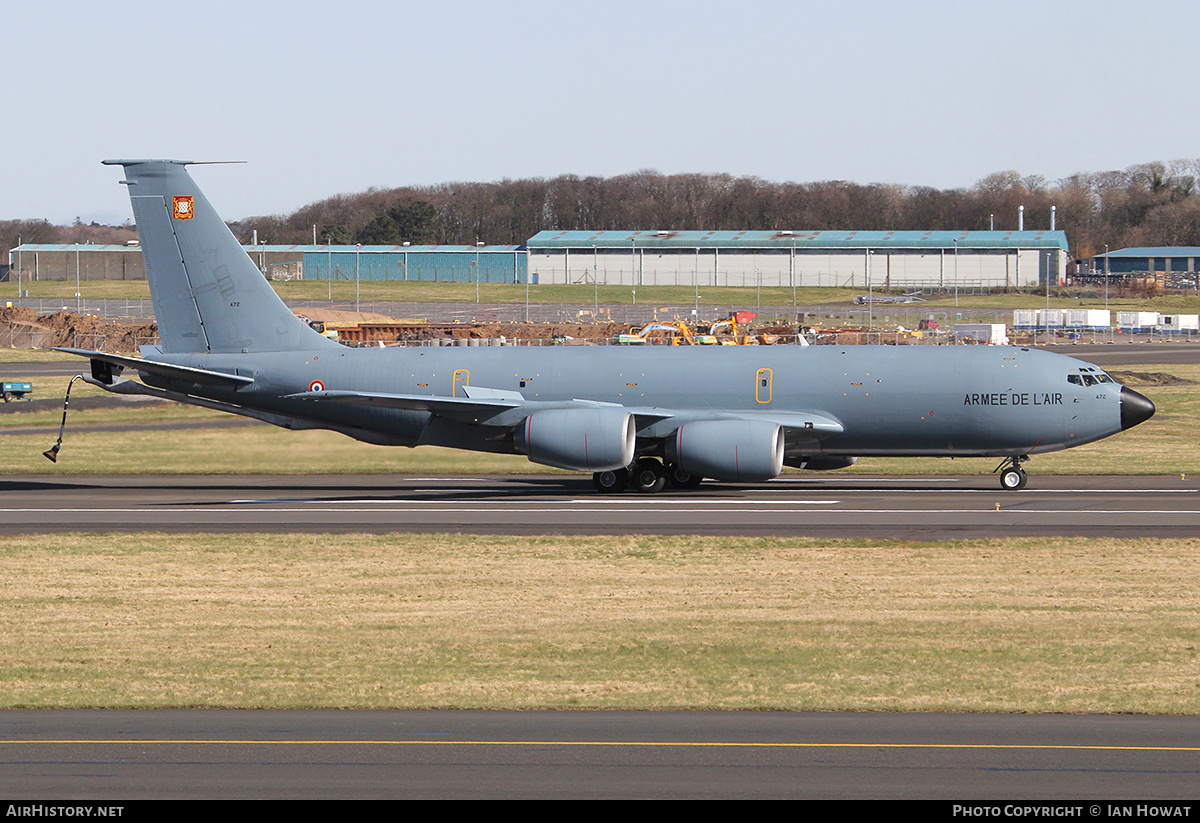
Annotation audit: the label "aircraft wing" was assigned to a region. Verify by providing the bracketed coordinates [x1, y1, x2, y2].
[287, 386, 840, 436]
[289, 389, 522, 422]
[54, 348, 255, 388]
[746, 411, 844, 435]
[634, 409, 843, 438]
[286, 387, 680, 428]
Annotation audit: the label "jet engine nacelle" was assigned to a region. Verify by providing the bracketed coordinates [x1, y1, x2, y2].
[515, 407, 636, 472]
[666, 419, 784, 482]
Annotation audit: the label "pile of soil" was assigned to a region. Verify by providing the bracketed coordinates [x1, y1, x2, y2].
[0, 307, 156, 353]
[443, 322, 627, 341]
[0, 306, 51, 348]
[4, 304, 808, 352]
[0, 306, 42, 325]
[1107, 370, 1197, 387]
[296, 309, 402, 326]
[38, 311, 158, 353]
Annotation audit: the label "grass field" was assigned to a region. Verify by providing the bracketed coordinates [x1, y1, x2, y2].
[11, 277, 1200, 313]
[1, 532, 1197, 712]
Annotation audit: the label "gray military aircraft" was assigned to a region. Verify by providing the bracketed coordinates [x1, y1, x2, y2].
[56, 160, 1155, 491]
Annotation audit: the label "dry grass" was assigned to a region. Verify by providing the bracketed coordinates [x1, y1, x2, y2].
[0, 532, 1197, 712]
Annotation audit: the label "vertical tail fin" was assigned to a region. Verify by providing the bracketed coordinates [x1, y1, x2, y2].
[104, 159, 336, 354]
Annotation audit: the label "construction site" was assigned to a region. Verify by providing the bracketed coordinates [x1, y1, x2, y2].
[0, 301, 1057, 355]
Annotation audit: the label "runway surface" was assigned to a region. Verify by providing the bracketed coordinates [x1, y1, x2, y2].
[3, 709, 1198, 799]
[1041, 341, 1200, 366]
[1, 473, 1196, 538]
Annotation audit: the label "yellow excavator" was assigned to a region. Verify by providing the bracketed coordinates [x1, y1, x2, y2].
[613, 321, 700, 345]
[703, 311, 759, 345]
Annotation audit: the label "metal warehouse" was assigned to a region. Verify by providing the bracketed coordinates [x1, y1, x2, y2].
[526, 230, 1069, 291]
[294, 245, 526, 284]
[9, 233, 1067, 291]
[5, 244, 147, 283]
[1093, 247, 1200, 276]
[6, 243, 528, 285]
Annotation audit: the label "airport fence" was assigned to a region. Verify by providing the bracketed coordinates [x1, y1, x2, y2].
[2, 326, 48, 348]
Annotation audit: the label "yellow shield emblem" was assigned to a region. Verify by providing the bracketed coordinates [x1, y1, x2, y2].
[173, 196, 194, 220]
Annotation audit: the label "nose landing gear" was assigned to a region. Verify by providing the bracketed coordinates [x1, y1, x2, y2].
[994, 456, 1030, 490]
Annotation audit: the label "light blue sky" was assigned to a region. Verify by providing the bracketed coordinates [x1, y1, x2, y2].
[5, 0, 1197, 224]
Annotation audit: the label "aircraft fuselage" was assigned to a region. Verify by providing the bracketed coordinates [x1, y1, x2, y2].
[142, 342, 1128, 461]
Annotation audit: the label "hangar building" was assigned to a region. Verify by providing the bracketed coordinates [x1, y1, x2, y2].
[6, 243, 528, 285]
[1092, 247, 1200, 275]
[9, 231, 1068, 292]
[526, 230, 1068, 291]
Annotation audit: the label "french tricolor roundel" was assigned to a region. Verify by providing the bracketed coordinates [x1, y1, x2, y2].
[308, 380, 325, 393]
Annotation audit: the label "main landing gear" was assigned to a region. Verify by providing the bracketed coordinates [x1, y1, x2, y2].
[592, 458, 703, 494]
[994, 456, 1030, 490]
[592, 467, 628, 493]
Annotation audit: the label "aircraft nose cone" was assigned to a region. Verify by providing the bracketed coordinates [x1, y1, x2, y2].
[1120, 386, 1156, 430]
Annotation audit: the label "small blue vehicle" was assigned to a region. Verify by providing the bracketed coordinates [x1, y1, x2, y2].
[2, 382, 32, 401]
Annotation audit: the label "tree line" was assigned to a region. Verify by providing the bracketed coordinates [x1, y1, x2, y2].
[8, 161, 1200, 263]
[240, 160, 1200, 260]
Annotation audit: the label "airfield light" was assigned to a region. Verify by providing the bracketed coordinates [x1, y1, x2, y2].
[1104, 244, 1109, 314]
[866, 249, 873, 331]
[953, 238, 959, 308]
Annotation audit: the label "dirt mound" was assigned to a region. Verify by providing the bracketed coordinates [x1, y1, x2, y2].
[36, 311, 158, 353]
[0, 306, 43, 325]
[0, 308, 157, 353]
[1108, 370, 1197, 387]
[0, 307, 52, 347]
[466, 323, 627, 341]
[294, 309, 402, 325]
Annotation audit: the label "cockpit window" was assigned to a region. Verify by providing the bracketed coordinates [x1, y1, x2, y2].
[1069, 371, 1115, 386]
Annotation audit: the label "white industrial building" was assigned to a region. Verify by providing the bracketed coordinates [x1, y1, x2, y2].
[1014, 309, 1112, 330]
[527, 230, 1069, 291]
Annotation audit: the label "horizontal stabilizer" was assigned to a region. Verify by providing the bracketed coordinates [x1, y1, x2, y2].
[54, 348, 255, 388]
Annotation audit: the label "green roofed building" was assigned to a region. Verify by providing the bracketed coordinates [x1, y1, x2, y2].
[526, 230, 1069, 291]
[9, 231, 1067, 292]
[6, 243, 528, 285]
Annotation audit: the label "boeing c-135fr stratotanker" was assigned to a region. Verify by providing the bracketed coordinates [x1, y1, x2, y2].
[55, 160, 1155, 491]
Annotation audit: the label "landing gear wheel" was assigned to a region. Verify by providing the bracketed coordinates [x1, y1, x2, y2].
[666, 464, 703, 490]
[1000, 467, 1028, 490]
[592, 468, 628, 493]
[631, 458, 667, 494]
